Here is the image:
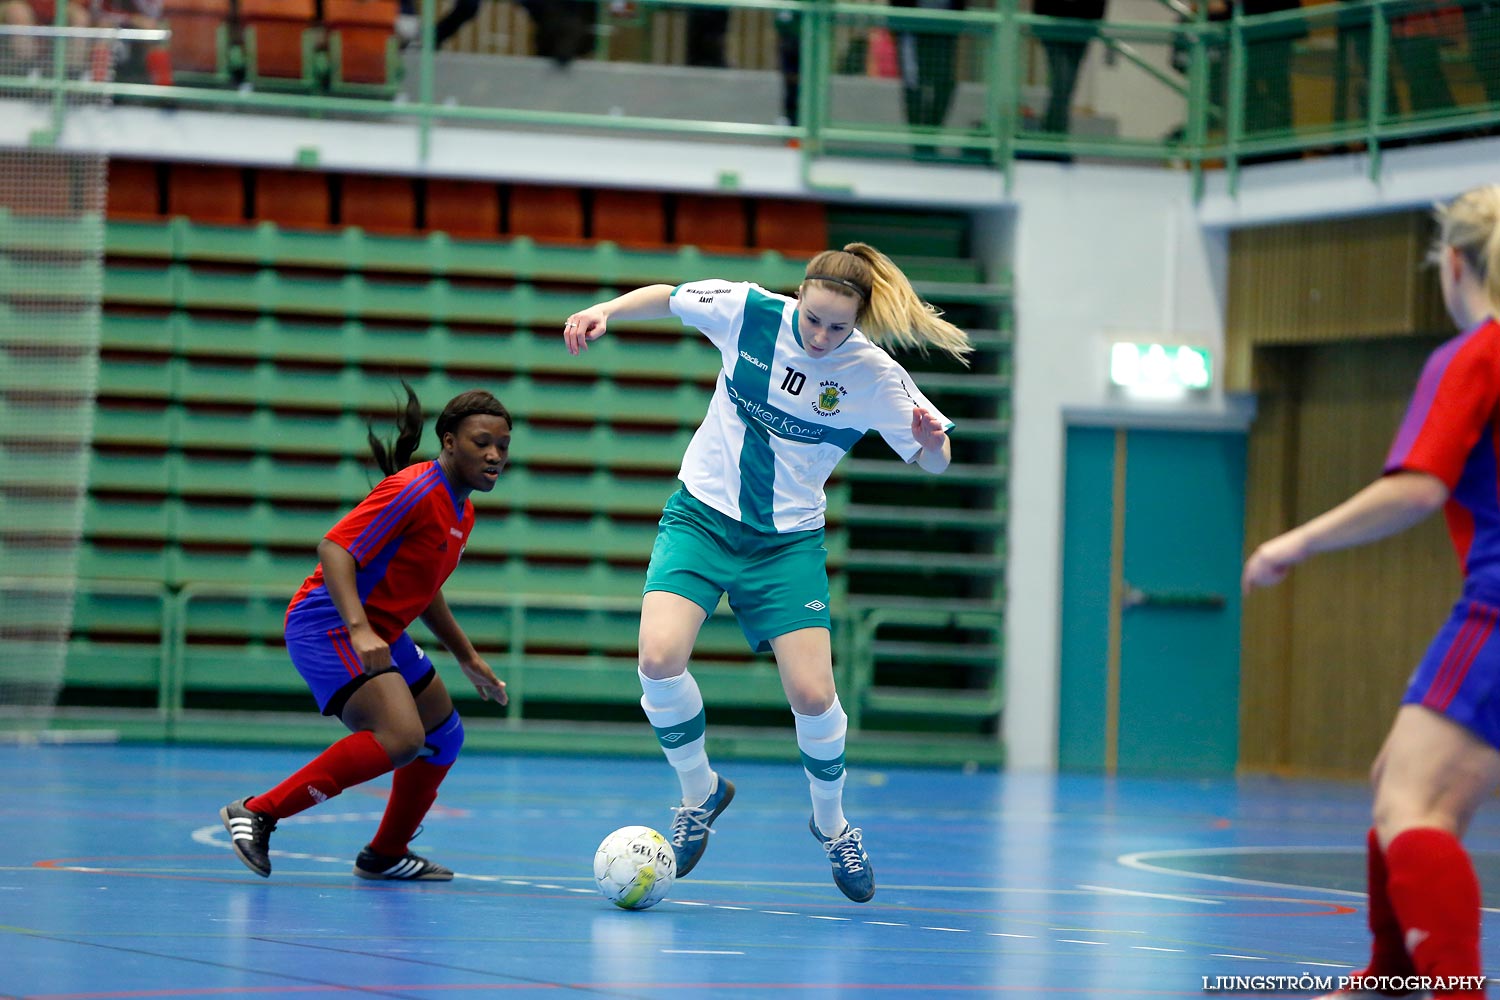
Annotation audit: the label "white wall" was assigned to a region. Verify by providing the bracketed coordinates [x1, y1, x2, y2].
[1000, 138, 1500, 772]
[1003, 160, 1231, 771]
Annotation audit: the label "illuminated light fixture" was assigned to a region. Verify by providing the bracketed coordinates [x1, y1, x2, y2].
[1110, 342, 1212, 393]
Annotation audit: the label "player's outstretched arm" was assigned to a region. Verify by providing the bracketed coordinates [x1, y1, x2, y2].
[1241, 470, 1448, 595]
[420, 590, 507, 704]
[563, 284, 675, 355]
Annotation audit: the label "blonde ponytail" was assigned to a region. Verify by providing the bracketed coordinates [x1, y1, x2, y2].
[1434, 184, 1500, 316]
[803, 242, 974, 365]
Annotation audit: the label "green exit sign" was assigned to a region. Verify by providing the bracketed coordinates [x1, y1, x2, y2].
[1110, 342, 1212, 392]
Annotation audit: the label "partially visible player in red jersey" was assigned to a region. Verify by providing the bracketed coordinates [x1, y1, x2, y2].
[219, 384, 511, 881]
[1244, 185, 1500, 1000]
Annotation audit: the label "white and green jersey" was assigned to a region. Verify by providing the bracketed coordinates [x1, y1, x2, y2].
[669, 279, 954, 533]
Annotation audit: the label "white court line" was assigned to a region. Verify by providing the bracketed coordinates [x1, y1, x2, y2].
[1132, 946, 1183, 953]
[1213, 954, 1267, 960]
[662, 949, 744, 955]
[1117, 845, 1500, 914]
[1077, 882, 1222, 905]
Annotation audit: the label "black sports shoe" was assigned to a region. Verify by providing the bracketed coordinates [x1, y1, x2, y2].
[353, 846, 454, 881]
[667, 773, 735, 878]
[220, 797, 277, 878]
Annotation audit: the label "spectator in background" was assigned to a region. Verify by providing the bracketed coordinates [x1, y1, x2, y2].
[684, 4, 728, 67]
[1032, 0, 1107, 142]
[1239, 0, 1304, 150]
[1464, 0, 1500, 111]
[90, 0, 172, 83]
[1, 0, 90, 68]
[1165, 0, 1229, 142]
[775, 4, 800, 125]
[892, 0, 965, 157]
[398, 0, 591, 64]
[1335, 0, 1457, 124]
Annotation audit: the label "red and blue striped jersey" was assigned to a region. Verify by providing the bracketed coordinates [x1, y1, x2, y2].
[286, 461, 474, 641]
[1386, 318, 1500, 579]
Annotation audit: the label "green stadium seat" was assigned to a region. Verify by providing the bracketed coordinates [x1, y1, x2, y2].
[78, 541, 171, 581]
[83, 495, 172, 541]
[463, 513, 658, 560]
[88, 450, 173, 493]
[98, 356, 176, 400]
[1, 303, 101, 349]
[103, 264, 180, 307]
[63, 641, 164, 689]
[90, 403, 174, 449]
[100, 312, 177, 353]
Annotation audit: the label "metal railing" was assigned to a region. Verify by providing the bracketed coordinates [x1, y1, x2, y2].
[1, 0, 1497, 192]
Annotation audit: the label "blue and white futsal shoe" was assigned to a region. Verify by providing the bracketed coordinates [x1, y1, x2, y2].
[810, 816, 875, 902]
[667, 773, 735, 877]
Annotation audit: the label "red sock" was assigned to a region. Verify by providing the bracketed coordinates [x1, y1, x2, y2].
[246, 730, 395, 819]
[1384, 827, 1485, 999]
[1352, 827, 1417, 980]
[367, 758, 451, 857]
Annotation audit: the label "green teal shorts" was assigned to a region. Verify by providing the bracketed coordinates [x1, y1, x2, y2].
[644, 487, 831, 653]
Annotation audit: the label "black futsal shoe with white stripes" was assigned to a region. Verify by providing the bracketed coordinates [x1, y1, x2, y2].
[353, 845, 454, 881]
[220, 797, 277, 878]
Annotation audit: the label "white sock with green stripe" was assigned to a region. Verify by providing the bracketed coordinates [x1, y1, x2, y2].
[639, 667, 715, 806]
[796, 697, 848, 838]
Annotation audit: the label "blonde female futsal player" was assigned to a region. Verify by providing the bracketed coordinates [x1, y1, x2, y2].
[1244, 185, 1500, 1000]
[562, 243, 971, 902]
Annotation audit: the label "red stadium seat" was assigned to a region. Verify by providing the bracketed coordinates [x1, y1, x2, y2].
[160, 0, 230, 77]
[341, 173, 417, 234]
[509, 185, 585, 242]
[674, 194, 751, 255]
[324, 0, 399, 91]
[239, 0, 317, 85]
[592, 189, 667, 249]
[106, 159, 162, 220]
[755, 198, 828, 257]
[425, 179, 502, 239]
[252, 168, 331, 229]
[167, 162, 244, 224]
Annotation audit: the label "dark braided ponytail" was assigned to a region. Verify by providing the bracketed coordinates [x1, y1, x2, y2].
[367, 380, 425, 476]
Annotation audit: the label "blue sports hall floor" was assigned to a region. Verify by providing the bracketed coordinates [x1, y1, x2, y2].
[5, 742, 1500, 999]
